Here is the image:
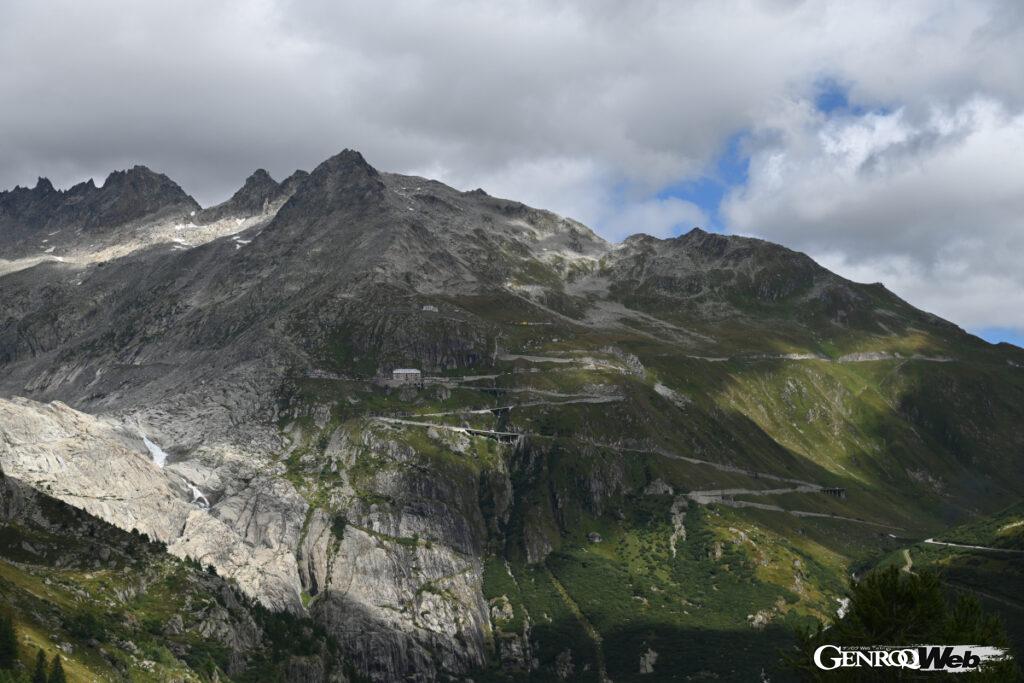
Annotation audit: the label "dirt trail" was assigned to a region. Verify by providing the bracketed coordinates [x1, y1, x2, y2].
[682, 352, 957, 364]
[901, 549, 914, 573]
[681, 484, 895, 526]
[497, 353, 575, 364]
[502, 388, 614, 398]
[696, 496, 901, 529]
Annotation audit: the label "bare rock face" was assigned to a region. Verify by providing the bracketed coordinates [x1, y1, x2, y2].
[639, 647, 658, 674]
[196, 168, 303, 224]
[297, 426, 493, 681]
[0, 397, 193, 540]
[0, 467, 346, 681]
[0, 396, 307, 611]
[0, 471, 268, 671]
[0, 394, 498, 679]
[285, 656, 350, 683]
[0, 389, 502, 679]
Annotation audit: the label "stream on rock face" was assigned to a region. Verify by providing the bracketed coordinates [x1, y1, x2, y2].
[142, 435, 209, 508]
[188, 483, 210, 508]
[142, 436, 168, 467]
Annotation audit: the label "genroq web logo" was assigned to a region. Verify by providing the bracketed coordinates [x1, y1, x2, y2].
[813, 644, 1012, 673]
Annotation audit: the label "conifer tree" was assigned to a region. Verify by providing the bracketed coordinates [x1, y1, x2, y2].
[788, 566, 1019, 681]
[47, 655, 66, 683]
[31, 649, 47, 683]
[0, 614, 17, 669]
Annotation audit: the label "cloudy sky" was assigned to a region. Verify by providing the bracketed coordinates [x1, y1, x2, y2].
[2, 1, 1022, 345]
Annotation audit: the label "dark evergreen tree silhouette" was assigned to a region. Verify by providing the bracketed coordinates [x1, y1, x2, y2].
[788, 566, 1019, 681]
[0, 614, 17, 669]
[31, 649, 47, 683]
[47, 655, 66, 683]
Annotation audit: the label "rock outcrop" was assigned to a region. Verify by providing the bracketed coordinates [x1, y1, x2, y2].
[0, 396, 307, 611]
[196, 168, 302, 224]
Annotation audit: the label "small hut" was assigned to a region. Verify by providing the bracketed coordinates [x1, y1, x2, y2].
[391, 368, 422, 386]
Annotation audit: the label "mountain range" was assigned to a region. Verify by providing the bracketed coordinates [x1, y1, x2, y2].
[1, 149, 1022, 682]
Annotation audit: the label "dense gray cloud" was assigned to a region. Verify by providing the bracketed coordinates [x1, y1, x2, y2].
[1, 0, 1022, 334]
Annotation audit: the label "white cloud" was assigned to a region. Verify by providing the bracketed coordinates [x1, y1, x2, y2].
[3, 0, 1020, 200]
[1, 0, 1022, 331]
[815, 251, 1024, 334]
[724, 97, 1024, 332]
[409, 157, 706, 241]
[407, 155, 615, 231]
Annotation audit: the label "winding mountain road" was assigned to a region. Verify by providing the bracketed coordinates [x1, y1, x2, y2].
[411, 394, 623, 418]
[922, 538, 1024, 554]
[376, 410, 906, 529]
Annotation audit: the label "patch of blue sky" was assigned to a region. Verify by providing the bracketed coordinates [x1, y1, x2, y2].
[654, 132, 750, 233]
[815, 77, 853, 114]
[639, 80, 891, 238]
[973, 327, 1024, 349]
[814, 76, 892, 117]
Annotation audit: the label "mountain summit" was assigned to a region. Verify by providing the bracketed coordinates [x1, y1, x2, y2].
[196, 168, 281, 224]
[0, 164, 198, 257]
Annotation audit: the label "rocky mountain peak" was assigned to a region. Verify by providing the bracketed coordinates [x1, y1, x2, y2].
[317, 148, 378, 177]
[235, 167, 276, 194]
[281, 169, 309, 184]
[279, 169, 309, 195]
[89, 165, 198, 224]
[281, 148, 385, 217]
[196, 168, 306, 224]
[248, 167, 274, 182]
[212, 168, 278, 216]
[620, 233, 661, 248]
[98, 165, 194, 204]
[0, 164, 198, 255]
[238, 168, 279, 198]
[102, 164, 157, 186]
[309, 149, 383, 190]
[674, 224, 734, 257]
[69, 178, 97, 194]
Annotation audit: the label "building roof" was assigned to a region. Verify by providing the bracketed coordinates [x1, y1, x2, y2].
[392, 368, 421, 374]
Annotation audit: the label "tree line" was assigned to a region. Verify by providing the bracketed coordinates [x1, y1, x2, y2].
[0, 614, 66, 683]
